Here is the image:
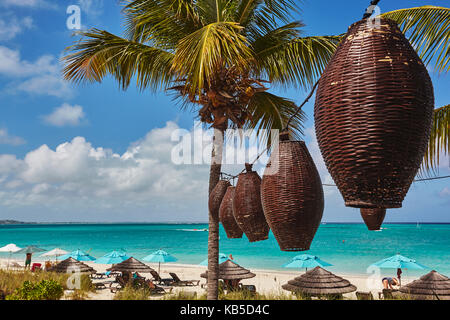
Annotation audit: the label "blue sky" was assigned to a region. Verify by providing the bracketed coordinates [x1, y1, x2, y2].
[0, 0, 449, 222]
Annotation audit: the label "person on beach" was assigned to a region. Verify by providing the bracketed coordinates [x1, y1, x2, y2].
[25, 253, 32, 269]
[382, 277, 399, 289]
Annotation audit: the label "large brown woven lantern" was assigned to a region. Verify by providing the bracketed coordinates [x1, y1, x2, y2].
[209, 179, 231, 218]
[314, 18, 434, 209]
[233, 164, 269, 242]
[261, 132, 324, 251]
[360, 208, 386, 231]
[219, 186, 243, 239]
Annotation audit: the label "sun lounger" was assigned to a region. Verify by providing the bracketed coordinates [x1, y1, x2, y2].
[150, 270, 174, 286]
[356, 291, 374, 300]
[169, 272, 200, 286]
[378, 289, 400, 300]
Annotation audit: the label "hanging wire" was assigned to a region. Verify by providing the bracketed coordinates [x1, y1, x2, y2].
[322, 175, 450, 187]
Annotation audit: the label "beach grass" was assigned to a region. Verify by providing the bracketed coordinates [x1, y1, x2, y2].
[113, 284, 153, 300]
[0, 270, 70, 297]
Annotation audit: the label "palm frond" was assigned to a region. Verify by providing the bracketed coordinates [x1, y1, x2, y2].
[172, 22, 253, 95]
[62, 29, 174, 91]
[380, 6, 450, 73]
[122, 0, 201, 45]
[422, 105, 450, 173]
[254, 35, 341, 89]
[244, 91, 305, 148]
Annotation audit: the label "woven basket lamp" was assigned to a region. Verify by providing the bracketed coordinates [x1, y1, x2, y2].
[360, 208, 386, 231]
[233, 163, 269, 242]
[314, 18, 434, 209]
[261, 132, 324, 251]
[219, 186, 243, 239]
[209, 180, 231, 219]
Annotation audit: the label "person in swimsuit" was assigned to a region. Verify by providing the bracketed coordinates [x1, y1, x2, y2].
[382, 277, 399, 289]
[25, 253, 32, 269]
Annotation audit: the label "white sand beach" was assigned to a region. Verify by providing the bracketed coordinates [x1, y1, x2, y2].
[0, 258, 415, 300]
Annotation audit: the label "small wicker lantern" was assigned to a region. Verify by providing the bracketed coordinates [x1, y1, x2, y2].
[219, 186, 243, 239]
[314, 18, 434, 209]
[261, 132, 324, 251]
[233, 164, 269, 242]
[209, 180, 231, 218]
[360, 208, 386, 231]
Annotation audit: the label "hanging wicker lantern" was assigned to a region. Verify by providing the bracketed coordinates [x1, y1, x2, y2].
[219, 186, 243, 239]
[360, 208, 386, 231]
[314, 18, 434, 209]
[209, 180, 231, 218]
[233, 163, 269, 242]
[261, 132, 324, 251]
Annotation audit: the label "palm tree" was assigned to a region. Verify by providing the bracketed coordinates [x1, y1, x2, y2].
[62, 0, 340, 300]
[379, 6, 450, 171]
[62, 1, 449, 300]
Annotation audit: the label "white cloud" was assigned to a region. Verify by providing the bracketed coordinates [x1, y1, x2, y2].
[42, 103, 86, 127]
[78, 0, 103, 16]
[0, 128, 25, 146]
[0, 0, 56, 9]
[0, 122, 210, 217]
[0, 15, 33, 40]
[440, 187, 450, 198]
[0, 46, 72, 98]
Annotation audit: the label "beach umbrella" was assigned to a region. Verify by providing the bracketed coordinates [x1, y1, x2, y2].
[371, 254, 428, 270]
[199, 253, 232, 266]
[282, 254, 333, 271]
[15, 245, 46, 254]
[142, 249, 177, 274]
[233, 164, 269, 242]
[107, 257, 155, 274]
[48, 257, 96, 274]
[282, 266, 356, 298]
[399, 270, 450, 300]
[370, 254, 429, 286]
[95, 250, 130, 265]
[58, 249, 96, 262]
[0, 243, 22, 269]
[41, 248, 68, 261]
[200, 260, 255, 280]
[314, 18, 434, 209]
[14, 245, 46, 268]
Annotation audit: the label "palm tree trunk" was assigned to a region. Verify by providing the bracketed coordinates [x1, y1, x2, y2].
[207, 126, 225, 300]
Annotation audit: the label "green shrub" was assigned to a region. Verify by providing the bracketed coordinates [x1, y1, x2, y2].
[0, 270, 69, 296]
[6, 280, 64, 300]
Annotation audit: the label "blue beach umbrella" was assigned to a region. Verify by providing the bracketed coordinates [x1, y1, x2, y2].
[142, 249, 178, 274]
[282, 254, 333, 271]
[95, 250, 130, 264]
[370, 254, 428, 270]
[199, 253, 234, 266]
[59, 249, 96, 262]
[370, 254, 429, 286]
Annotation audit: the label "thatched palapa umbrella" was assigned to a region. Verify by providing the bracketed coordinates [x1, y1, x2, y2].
[107, 257, 155, 274]
[48, 257, 96, 274]
[282, 266, 356, 298]
[200, 259, 255, 280]
[400, 270, 450, 300]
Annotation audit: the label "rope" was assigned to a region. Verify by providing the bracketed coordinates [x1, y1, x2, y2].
[220, 146, 269, 180]
[284, 80, 320, 132]
[362, 0, 381, 19]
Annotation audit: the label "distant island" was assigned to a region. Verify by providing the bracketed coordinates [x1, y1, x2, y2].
[0, 220, 36, 225]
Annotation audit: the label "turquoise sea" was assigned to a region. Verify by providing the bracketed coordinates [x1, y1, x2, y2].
[1, 223, 449, 277]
